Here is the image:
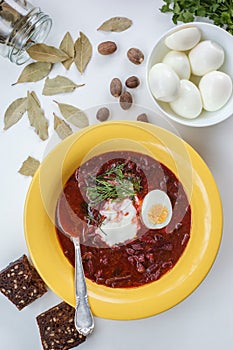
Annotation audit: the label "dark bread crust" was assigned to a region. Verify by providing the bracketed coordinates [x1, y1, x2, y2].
[36, 301, 86, 349]
[0, 254, 47, 310]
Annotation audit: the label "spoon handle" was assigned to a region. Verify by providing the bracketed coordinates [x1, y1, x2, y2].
[72, 236, 94, 337]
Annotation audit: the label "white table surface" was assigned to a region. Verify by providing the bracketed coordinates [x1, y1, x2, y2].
[0, 1, 233, 349]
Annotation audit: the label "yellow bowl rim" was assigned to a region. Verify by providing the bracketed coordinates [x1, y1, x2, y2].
[24, 121, 222, 320]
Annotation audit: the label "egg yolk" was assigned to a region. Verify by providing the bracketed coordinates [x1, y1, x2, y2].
[148, 204, 168, 225]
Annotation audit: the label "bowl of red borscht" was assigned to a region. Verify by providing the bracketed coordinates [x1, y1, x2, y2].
[24, 121, 222, 320]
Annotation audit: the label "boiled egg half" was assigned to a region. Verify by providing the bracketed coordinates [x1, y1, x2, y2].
[141, 189, 172, 229]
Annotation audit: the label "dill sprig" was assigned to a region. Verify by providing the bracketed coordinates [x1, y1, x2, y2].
[86, 163, 142, 205]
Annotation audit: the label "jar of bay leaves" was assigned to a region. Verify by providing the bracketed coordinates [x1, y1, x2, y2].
[0, 0, 52, 64]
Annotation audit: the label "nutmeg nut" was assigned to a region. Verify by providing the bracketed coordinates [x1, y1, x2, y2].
[96, 107, 110, 122]
[137, 113, 148, 122]
[127, 48, 144, 65]
[98, 41, 117, 55]
[119, 91, 133, 110]
[125, 76, 140, 89]
[110, 78, 122, 97]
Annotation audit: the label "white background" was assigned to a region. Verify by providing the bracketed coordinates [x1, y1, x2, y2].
[0, 0, 233, 349]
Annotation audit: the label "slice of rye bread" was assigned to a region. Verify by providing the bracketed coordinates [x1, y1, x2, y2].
[0, 254, 47, 310]
[36, 301, 86, 350]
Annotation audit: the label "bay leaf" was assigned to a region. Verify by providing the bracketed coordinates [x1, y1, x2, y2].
[97, 17, 132, 32]
[59, 32, 74, 70]
[53, 113, 73, 140]
[27, 43, 69, 63]
[30, 90, 41, 106]
[27, 91, 49, 140]
[4, 97, 27, 130]
[54, 100, 89, 128]
[42, 75, 85, 96]
[74, 32, 92, 74]
[18, 156, 40, 177]
[12, 62, 52, 85]
[62, 57, 74, 71]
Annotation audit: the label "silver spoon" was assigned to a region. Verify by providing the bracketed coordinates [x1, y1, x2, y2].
[56, 199, 94, 337]
[72, 235, 94, 336]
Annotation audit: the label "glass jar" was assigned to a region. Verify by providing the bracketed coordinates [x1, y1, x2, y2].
[0, 0, 52, 64]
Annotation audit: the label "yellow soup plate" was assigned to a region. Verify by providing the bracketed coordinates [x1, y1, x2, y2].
[24, 121, 222, 320]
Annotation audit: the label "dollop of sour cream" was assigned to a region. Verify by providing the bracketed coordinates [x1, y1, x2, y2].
[96, 198, 138, 247]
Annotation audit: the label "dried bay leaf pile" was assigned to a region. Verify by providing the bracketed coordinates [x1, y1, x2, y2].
[3, 91, 89, 139]
[12, 31, 92, 91]
[26, 31, 92, 76]
[4, 30, 92, 139]
[4, 91, 48, 141]
[2, 17, 136, 176]
[3, 31, 93, 177]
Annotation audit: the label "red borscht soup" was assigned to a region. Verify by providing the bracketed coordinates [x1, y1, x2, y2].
[55, 151, 191, 288]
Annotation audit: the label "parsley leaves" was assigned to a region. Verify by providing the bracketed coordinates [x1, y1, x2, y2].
[160, 0, 233, 35]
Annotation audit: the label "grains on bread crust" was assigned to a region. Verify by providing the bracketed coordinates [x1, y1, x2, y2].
[36, 301, 86, 350]
[0, 254, 47, 310]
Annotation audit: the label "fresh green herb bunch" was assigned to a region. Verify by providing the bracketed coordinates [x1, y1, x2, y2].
[86, 162, 142, 206]
[160, 0, 233, 35]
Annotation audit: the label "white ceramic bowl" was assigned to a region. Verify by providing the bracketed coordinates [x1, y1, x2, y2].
[147, 22, 233, 127]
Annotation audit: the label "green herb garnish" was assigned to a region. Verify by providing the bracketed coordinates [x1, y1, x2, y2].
[160, 0, 233, 35]
[86, 162, 142, 205]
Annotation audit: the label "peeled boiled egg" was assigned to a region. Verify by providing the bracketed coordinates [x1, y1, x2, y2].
[164, 27, 201, 51]
[189, 40, 224, 76]
[199, 71, 232, 111]
[169, 80, 202, 119]
[162, 51, 191, 80]
[141, 189, 172, 229]
[148, 63, 180, 102]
